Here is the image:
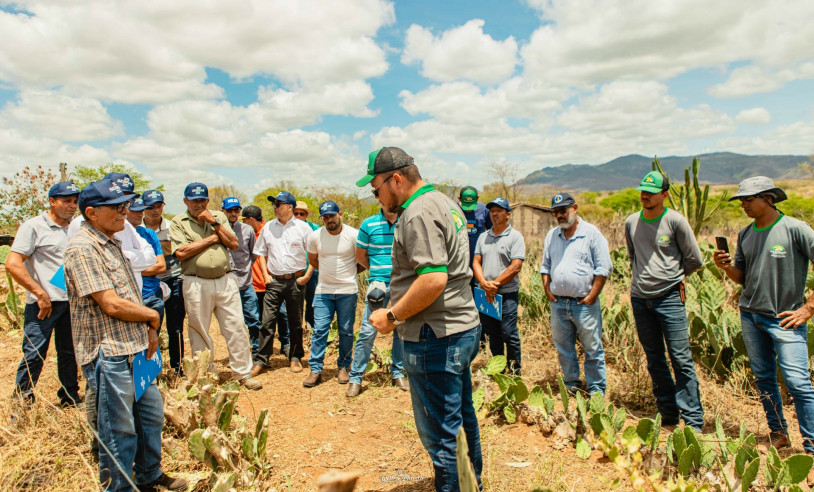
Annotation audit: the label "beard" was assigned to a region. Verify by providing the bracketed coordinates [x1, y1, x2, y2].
[557, 212, 577, 229]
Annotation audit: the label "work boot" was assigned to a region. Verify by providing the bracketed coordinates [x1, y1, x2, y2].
[346, 383, 361, 398]
[393, 378, 409, 392]
[250, 364, 264, 377]
[769, 430, 791, 449]
[138, 472, 188, 491]
[303, 372, 321, 388]
[337, 368, 350, 384]
[290, 358, 303, 373]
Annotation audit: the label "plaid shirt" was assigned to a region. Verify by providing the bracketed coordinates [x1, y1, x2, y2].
[64, 221, 148, 366]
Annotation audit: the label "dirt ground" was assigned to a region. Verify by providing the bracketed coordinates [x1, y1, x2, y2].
[0, 308, 803, 491]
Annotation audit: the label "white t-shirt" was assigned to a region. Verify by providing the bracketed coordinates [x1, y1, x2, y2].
[307, 225, 359, 295]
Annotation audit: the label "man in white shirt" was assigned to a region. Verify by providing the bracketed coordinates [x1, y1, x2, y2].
[302, 201, 360, 387]
[251, 191, 314, 374]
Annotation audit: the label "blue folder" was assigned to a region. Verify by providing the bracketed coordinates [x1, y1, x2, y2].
[49, 265, 66, 291]
[133, 349, 162, 401]
[474, 287, 502, 320]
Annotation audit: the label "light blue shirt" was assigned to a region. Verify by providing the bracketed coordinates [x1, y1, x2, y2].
[540, 219, 612, 298]
[356, 210, 396, 284]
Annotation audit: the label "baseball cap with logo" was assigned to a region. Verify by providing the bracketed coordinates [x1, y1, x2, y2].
[48, 181, 81, 197]
[728, 176, 787, 203]
[486, 197, 511, 212]
[78, 178, 133, 213]
[184, 182, 209, 200]
[268, 190, 296, 207]
[129, 197, 148, 212]
[104, 172, 137, 196]
[635, 171, 670, 194]
[222, 197, 241, 210]
[460, 186, 478, 211]
[142, 189, 164, 207]
[356, 147, 414, 187]
[366, 280, 387, 309]
[318, 200, 340, 217]
[550, 193, 576, 209]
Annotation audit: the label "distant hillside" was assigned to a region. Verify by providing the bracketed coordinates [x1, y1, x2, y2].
[518, 152, 809, 191]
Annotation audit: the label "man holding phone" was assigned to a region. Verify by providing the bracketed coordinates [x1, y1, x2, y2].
[714, 176, 814, 462]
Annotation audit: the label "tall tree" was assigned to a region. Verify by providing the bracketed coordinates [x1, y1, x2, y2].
[0, 165, 59, 233]
[207, 185, 249, 210]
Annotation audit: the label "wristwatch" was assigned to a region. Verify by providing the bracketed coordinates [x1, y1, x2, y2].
[212, 218, 221, 227]
[387, 309, 404, 326]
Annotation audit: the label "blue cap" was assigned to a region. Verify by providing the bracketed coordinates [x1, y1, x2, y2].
[550, 193, 576, 209]
[184, 182, 209, 200]
[268, 190, 296, 207]
[129, 197, 148, 212]
[104, 172, 137, 195]
[48, 181, 80, 197]
[78, 178, 133, 213]
[318, 200, 340, 217]
[486, 197, 511, 212]
[222, 197, 241, 210]
[142, 189, 164, 207]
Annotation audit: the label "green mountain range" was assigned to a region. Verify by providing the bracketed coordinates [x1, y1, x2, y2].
[518, 152, 809, 191]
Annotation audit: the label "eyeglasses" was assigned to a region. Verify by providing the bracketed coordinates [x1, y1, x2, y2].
[372, 174, 394, 198]
[273, 202, 282, 208]
[103, 201, 130, 214]
[293, 211, 307, 217]
[552, 208, 571, 216]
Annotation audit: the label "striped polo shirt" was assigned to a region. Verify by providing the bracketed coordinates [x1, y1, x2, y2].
[357, 210, 396, 283]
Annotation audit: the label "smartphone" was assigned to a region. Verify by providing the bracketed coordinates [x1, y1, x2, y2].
[715, 236, 729, 253]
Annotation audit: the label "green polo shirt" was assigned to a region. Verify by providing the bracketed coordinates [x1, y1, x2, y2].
[390, 184, 479, 342]
[170, 210, 233, 279]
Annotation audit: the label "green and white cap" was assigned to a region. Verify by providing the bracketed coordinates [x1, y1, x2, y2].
[356, 147, 414, 187]
[459, 185, 478, 211]
[635, 171, 669, 193]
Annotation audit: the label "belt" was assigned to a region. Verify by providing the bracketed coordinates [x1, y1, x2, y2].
[557, 296, 583, 302]
[271, 270, 305, 281]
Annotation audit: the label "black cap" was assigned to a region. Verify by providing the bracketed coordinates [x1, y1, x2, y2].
[550, 193, 576, 209]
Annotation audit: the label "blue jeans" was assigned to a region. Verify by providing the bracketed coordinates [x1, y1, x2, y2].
[83, 359, 99, 454]
[13, 301, 79, 404]
[404, 324, 482, 492]
[143, 293, 164, 331]
[550, 297, 607, 394]
[480, 291, 522, 373]
[162, 277, 185, 370]
[308, 293, 357, 373]
[240, 287, 262, 356]
[741, 311, 814, 452]
[631, 291, 704, 429]
[95, 352, 164, 491]
[349, 288, 404, 384]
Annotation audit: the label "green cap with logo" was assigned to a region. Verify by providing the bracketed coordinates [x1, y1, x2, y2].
[356, 147, 414, 187]
[459, 185, 478, 211]
[635, 171, 669, 194]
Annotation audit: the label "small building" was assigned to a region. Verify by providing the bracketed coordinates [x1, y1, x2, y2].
[509, 202, 555, 247]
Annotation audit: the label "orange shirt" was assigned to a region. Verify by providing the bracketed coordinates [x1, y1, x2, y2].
[251, 224, 266, 292]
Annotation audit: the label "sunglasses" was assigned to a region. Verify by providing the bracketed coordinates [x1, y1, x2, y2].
[293, 211, 307, 217]
[372, 174, 394, 198]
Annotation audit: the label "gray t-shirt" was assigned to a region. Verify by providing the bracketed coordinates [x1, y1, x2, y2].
[390, 185, 479, 342]
[625, 208, 703, 298]
[734, 215, 814, 317]
[230, 220, 256, 291]
[474, 225, 525, 293]
[11, 213, 70, 304]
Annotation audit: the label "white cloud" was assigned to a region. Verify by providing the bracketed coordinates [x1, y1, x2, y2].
[0, 0, 393, 104]
[709, 61, 814, 98]
[1, 90, 123, 141]
[736, 107, 772, 124]
[716, 122, 814, 156]
[402, 19, 518, 85]
[0, 127, 112, 176]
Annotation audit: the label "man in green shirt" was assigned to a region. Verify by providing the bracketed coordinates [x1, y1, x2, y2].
[714, 177, 814, 460]
[358, 147, 481, 492]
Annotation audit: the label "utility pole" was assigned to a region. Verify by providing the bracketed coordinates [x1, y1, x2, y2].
[59, 162, 67, 181]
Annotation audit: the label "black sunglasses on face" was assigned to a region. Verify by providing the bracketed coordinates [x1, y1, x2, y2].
[372, 174, 394, 198]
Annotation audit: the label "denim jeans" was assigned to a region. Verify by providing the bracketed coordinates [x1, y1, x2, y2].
[305, 271, 318, 328]
[740, 311, 814, 452]
[240, 287, 262, 355]
[308, 293, 357, 374]
[349, 287, 405, 384]
[82, 359, 99, 454]
[162, 277, 185, 371]
[95, 351, 164, 491]
[256, 278, 305, 365]
[480, 291, 522, 373]
[256, 291, 289, 350]
[13, 301, 79, 404]
[143, 293, 164, 332]
[404, 324, 482, 492]
[550, 297, 607, 394]
[631, 290, 704, 429]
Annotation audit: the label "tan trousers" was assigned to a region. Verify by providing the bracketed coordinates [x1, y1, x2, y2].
[183, 273, 253, 378]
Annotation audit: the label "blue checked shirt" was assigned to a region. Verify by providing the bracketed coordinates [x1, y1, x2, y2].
[357, 210, 396, 284]
[540, 219, 612, 298]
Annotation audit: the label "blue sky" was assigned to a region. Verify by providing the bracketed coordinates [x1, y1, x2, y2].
[0, 0, 812, 206]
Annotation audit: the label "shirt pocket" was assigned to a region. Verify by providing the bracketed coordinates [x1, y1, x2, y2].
[108, 255, 134, 296]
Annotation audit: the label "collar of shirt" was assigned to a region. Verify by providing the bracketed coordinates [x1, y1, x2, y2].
[398, 184, 435, 212]
[41, 212, 64, 230]
[556, 220, 587, 241]
[375, 208, 397, 227]
[487, 225, 513, 238]
[80, 220, 122, 248]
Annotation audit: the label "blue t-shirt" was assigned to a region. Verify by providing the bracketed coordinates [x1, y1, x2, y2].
[357, 210, 396, 284]
[464, 203, 492, 268]
[136, 225, 163, 298]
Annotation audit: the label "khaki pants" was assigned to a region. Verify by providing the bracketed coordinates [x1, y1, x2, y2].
[183, 273, 253, 378]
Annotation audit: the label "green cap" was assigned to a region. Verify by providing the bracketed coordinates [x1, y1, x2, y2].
[356, 147, 414, 187]
[459, 186, 478, 211]
[635, 171, 669, 193]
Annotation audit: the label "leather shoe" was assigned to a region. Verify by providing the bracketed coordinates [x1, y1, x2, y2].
[770, 430, 791, 449]
[346, 382, 361, 398]
[303, 372, 321, 388]
[290, 358, 303, 373]
[393, 378, 409, 392]
[337, 368, 350, 384]
[250, 364, 265, 377]
[138, 472, 188, 491]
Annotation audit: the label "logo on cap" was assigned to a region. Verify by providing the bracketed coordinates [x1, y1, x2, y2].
[321, 204, 329, 211]
[645, 176, 655, 183]
[553, 194, 563, 204]
[148, 191, 160, 198]
[67, 184, 79, 192]
[108, 183, 122, 193]
[192, 186, 204, 194]
[120, 176, 132, 187]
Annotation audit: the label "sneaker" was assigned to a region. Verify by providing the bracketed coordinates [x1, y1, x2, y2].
[240, 377, 262, 391]
[137, 472, 188, 491]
